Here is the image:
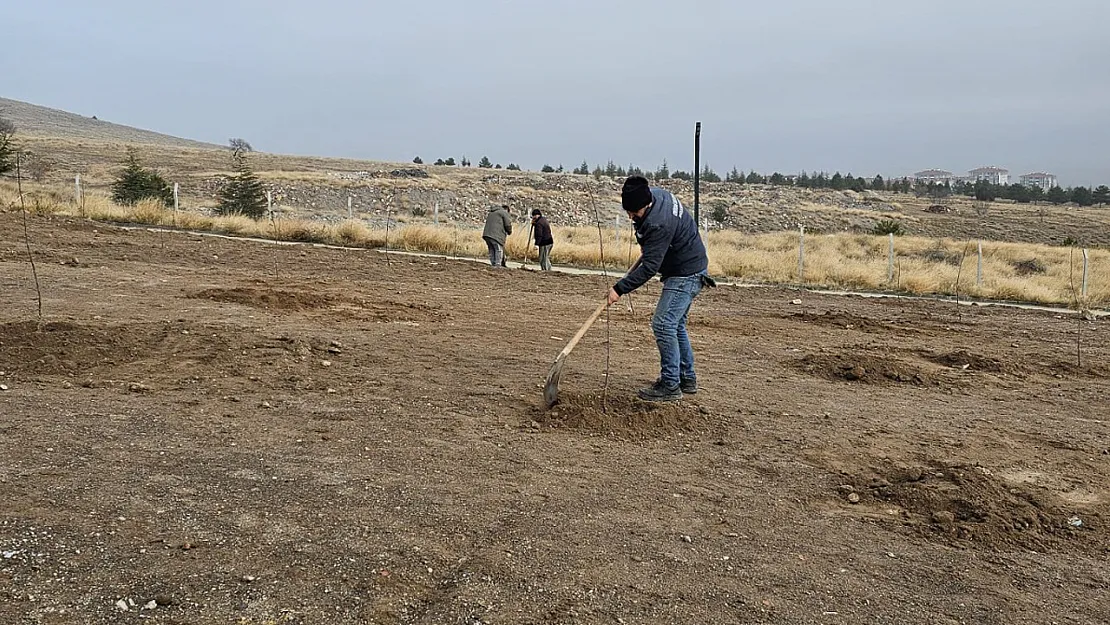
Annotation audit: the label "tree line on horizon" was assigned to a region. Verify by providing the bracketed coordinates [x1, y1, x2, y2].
[410, 152, 1109, 207]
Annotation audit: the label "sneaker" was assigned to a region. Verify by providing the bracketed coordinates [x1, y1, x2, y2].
[638, 380, 683, 402]
[679, 378, 698, 395]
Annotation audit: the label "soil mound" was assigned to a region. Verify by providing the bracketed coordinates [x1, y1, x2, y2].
[535, 392, 708, 439]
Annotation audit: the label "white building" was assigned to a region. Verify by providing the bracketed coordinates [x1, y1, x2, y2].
[913, 169, 955, 185]
[1019, 172, 1058, 191]
[969, 166, 1010, 185]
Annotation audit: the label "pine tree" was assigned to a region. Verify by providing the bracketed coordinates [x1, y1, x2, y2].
[111, 147, 174, 207]
[478, 156, 493, 168]
[0, 116, 15, 176]
[1070, 186, 1093, 206]
[413, 156, 423, 164]
[656, 160, 670, 180]
[216, 148, 268, 218]
[575, 160, 590, 175]
[540, 164, 555, 173]
[1046, 186, 1068, 205]
[1093, 185, 1110, 206]
[871, 174, 885, 191]
[701, 165, 721, 183]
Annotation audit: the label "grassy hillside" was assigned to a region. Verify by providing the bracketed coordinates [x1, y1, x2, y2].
[0, 96, 218, 149]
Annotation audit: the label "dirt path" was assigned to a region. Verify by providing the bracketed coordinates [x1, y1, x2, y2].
[1, 213, 1107, 624]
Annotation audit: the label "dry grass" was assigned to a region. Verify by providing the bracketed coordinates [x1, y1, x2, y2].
[1, 179, 1105, 308]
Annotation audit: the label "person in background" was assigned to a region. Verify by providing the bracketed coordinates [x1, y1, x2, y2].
[531, 208, 554, 271]
[482, 204, 513, 267]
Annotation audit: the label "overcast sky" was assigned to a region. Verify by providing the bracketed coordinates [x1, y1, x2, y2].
[7, 0, 1109, 185]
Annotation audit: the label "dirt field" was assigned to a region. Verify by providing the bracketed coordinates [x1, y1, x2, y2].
[1, 212, 1108, 625]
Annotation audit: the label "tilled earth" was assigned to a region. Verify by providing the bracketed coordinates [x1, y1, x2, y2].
[1, 213, 1108, 625]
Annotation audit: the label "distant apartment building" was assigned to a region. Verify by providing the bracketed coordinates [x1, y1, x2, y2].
[913, 169, 955, 185]
[1019, 172, 1058, 191]
[969, 166, 1010, 185]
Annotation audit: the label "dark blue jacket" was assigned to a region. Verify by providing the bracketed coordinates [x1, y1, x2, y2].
[614, 188, 708, 295]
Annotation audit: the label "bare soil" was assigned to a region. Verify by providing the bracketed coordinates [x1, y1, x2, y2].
[1, 213, 1108, 624]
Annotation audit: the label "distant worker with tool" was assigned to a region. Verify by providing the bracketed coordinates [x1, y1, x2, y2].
[482, 204, 513, 267]
[606, 175, 714, 402]
[530, 209, 554, 271]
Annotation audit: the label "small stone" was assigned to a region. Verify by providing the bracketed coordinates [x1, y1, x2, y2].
[62, 381, 73, 389]
[115, 599, 129, 612]
[0, 384, 8, 391]
[143, 600, 157, 610]
[931, 511, 956, 524]
[154, 595, 174, 606]
[321, 360, 332, 367]
[698, 406, 710, 415]
[241, 575, 256, 582]
[128, 383, 150, 393]
[847, 493, 861, 504]
[327, 346, 342, 354]
[791, 299, 803, 305]
[680, 535, 693, 543]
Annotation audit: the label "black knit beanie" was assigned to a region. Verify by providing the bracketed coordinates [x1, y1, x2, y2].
[621, 176, 653, 212]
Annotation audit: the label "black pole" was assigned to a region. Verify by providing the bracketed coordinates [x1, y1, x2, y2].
[693, 121, 701, 227]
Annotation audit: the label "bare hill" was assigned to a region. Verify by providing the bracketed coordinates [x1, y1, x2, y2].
[0, 96, 219, 149]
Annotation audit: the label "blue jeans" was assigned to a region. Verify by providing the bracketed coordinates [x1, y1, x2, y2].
[652, 273, 704, 388]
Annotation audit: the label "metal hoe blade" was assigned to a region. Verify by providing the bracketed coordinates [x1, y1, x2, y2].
[542, 301, 608, 408]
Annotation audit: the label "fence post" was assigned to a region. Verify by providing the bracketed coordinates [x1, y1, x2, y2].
[797, 225, 805, 282]
[347, 196, 353, 219]
[888, 232, 895, 284]
[75, 174, 82, 205]
[1082, 248, 1089, 299]
[434, 201, 439, 226]
[267, 191, 273, 219]
[976, 241, 983, 287]
[172, 183, 179, 225]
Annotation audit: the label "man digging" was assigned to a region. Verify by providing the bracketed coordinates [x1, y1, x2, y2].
[606, 175, 714, 402]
